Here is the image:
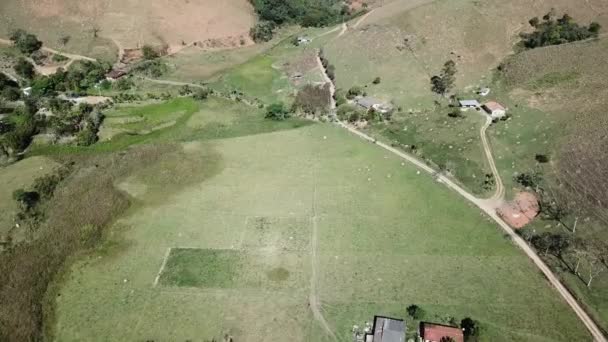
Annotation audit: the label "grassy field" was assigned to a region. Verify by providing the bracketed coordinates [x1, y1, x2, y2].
[48, 113, 592, 341]
[0, 157, 60, 242]
[322, 0, 608, 194]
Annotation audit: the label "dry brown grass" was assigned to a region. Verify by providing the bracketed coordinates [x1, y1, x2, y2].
[0, 143, 222, 341]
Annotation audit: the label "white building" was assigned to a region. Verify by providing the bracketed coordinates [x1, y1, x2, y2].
[458, 99, 480, 110]
[483, 101, 507, 119]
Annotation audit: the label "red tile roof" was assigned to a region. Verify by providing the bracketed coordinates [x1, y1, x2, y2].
[420, 322, 464, 342]
[483, 101, 505, 112]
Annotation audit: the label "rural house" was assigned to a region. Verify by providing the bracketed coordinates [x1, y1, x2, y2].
[483, 101, 507, 119]
[106, 69, 127, 81]
[365, 316, 406, 342]
[419, 322, 464, 342]
[296, 36, 311, 45]
[458, 99, 480, 109]
[356, 97, 393, 114]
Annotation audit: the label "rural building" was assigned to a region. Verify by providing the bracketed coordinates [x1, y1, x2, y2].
[419, 322, 464, 342]
[365, 316, 405, 342]
[458, 99, 480, 109]
[296, 36, 312, 45]
[22, 87, 32, 96]
[483, 101, 507, 119]
[477, 87, 491, 96]
[106, 69, 127, 81]
[356, 97, 393, 114]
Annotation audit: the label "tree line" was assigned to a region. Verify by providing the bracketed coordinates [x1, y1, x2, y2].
[521, 10, 601, 49]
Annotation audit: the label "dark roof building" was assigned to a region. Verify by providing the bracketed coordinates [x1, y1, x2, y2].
[366, 316, 405, 342]
[419, 322, 464, 342]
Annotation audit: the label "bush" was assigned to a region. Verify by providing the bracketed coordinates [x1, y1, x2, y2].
[292, 84, 331, 114]
[460, 317, 479, 341]
[448, 108, 464, 118]
[346, 86, 363, 99]
[372, 77, 381, 84]
[114, 77, 134, 91]
[406, 304, 425, 320]
[14, 58, 36, 79]
[10, 29, 43, 54]
[1, 87, 21, 101]
[12, 189, 40, 211]
[76, 127, 98, 146]
[250, 21, 276, 43]
[535, 154, 549, 163]
[193, 87, 211, 100]
[52, 54, 69, 63]
[142, 45, 159, 60]
[132, 59, 168, 78]
[265, 102, 290, 120]
[179, 85, 193, 96]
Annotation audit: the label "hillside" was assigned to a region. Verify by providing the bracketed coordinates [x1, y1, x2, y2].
[0, 0, 256, 61]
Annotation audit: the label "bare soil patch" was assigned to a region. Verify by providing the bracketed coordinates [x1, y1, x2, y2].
[497, 192, 540, 228]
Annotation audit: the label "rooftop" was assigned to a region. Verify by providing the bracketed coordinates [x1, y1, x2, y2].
[357, 97, 385, 108]
[371, 316, 405, 342]
[458, 99, 480, 107]
[420, 322, 464, 342]
[483, 101, 505, 111]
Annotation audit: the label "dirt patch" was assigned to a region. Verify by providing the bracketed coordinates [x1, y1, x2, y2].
[14, 0, 256, 50]
[497, 192, 540, 228]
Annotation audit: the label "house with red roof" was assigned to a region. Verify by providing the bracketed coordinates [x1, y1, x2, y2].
[419, 322, 464, 342]
[482, 101, 507, 119]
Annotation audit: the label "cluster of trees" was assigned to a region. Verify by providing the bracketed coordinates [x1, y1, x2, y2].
[319, 49, 335, 81]
[29, 60, 111, 96]
[0, 73, 21, 101]
[249, 0, 354, 42]
[265, 102, 291, 120]
[522, 11, 601, 49]
[431, 60, 457, 96]
[9, 29, 43, 54]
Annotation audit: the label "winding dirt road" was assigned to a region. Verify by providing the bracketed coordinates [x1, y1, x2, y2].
[316, 52, 607, 341]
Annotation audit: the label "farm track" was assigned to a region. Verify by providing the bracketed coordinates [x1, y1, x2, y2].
[479, 115, 505, 203]
[316, 45, 608, 342]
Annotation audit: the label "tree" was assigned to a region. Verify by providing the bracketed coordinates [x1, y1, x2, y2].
[460, 317, 479, 341]
[59, 35, 71, 46]
[265, 102, 290, 120]
[535, 154, 549, 163]
[10, 29, 43, 54]
[431, 60, 457, 96]
[193, 87, 211, 100]
[514, 170, 543, 190]
[406, 304, 424, 319]
[346, 86, 363, 99]
[12, 189, 40, 211]
[589, 22, 602, 34]
[142, 45, 159, 60]
[14, 58, 35, 80]
[372, 77, 381, 84]
[584, 244, 607, 288]
[529, 17, 540, 27]
[250, 21, 276, 43]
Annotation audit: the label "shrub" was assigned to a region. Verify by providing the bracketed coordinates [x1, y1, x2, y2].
[265, 102, 290, 120]
[250, 21, 276, 43]
[292, 84, 331, 114]
[372, 77, 381, 84]
[448, 108, 464, 118]
[142, 45, 159, 60]
[460, 317, 479, 341]
[406, 304, 425, 320]
[193, 87, 211, 100]
[114, 77, 134, 91]
[14, 58, 36, 79]
[535, 154, 550, 163]
[52, 54, 69, 63]
[76, 127, 98, 146]
[10, 29, 43, 54]
[346, 86, 363, 99]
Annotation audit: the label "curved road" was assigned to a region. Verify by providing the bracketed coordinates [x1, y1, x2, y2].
[317, 52, 607, 341]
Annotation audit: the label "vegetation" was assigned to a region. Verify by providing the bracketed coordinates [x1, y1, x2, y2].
[250, 0, 343, 27]
[131, 59, 168, 78]
[250, 21, 276, 43]
[142, 45, 159, 60]
[265, 102, 290, 120]
[292, 84, 331, 115]
[9, 29, 43, 54]
[406, 304, 425, 319]
[30, 60, 110, 96]
[14, 58, 35, 80]
[521, 12, 601, 49]
[431, 60, 457, 96]
[0, 73, 21, 101]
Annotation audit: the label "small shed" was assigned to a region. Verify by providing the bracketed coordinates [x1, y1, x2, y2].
[458, 100, 480, 109]
[296, 36, 312, 45]
[106, 69, 127, 81]
[356, 97, 393, 114]
[483, 101, 506, 119]
[419, 322, 464, 342]
[477, 87, 491, 96]
[22, 87, 32, 96]
[366, 316, 405, 342]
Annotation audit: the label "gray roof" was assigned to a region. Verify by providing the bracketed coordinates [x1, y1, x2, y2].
[459, 99, 480, 107]
[372, 316, 405, 342]
[356, 97, 384, 108]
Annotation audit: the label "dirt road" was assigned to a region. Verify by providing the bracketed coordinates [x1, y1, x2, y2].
[316, 50, 607, 342]
[479, 115, 505, 203]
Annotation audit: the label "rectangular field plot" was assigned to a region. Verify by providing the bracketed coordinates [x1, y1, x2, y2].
[158, 247, 309, 290]
[158, 248, 242, 288]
